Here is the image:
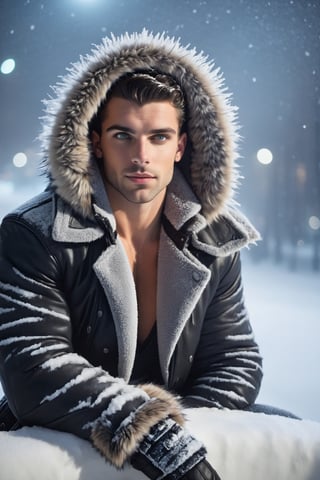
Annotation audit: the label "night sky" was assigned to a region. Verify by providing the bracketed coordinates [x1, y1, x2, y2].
[1, 0, 319, 263]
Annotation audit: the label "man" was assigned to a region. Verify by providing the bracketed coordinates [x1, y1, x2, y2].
[0, 32, 262, 479]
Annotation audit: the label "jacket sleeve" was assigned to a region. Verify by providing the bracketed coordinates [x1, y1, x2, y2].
[0, 216, 184, 468]
[181, 252, 263, 409]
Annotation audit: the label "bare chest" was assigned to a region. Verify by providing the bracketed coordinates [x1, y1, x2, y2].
[122, 240, 158, 343]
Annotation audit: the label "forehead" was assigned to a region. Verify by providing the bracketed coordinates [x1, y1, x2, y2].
[101, 97, 180, 129]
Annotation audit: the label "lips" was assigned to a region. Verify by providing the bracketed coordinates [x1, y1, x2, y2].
[125, 171, 156, 184]
[126, 172, 155, 179]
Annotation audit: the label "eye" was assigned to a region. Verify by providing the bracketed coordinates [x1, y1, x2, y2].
[114, 132, 131, 140]
[151, 133, 169, 142]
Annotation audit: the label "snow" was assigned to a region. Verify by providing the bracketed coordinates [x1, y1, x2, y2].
[241, 257, 320, 422]
[0, 408, 319, 479]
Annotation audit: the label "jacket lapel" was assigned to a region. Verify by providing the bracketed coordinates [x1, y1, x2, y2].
[52, 163, 138, 382]
[93, 242, 138, 381]
[156, 172, 213, 385]
[156, 227, 211, 385]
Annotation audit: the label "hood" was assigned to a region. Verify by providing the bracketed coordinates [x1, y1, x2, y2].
[40, 30, 240, 222]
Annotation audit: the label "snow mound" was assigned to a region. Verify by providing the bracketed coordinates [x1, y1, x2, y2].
[0, 408, 320, 480]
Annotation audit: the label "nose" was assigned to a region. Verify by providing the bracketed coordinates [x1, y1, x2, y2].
[131, 138, 150, 166]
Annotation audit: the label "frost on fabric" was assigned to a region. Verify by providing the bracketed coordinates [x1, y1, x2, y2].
[231, 308, 249, 326]
[30, 343, 67, 356]
[90, 381, 129, 408]
[0, 335, 53, 347]
[40, 367, 105, 404]
[40, 352, 91, 371]
[185, 395, 223, 408]
[225, 332, 254, 342]
[222, 354, 263, 375]
[0, 281, 36, 300]
[0, 316, 43, 331]
[12, 267, 47, 288]
[191, 382, 247, 404]
[139, 418, 205, 476]
[196, 374, 255, 390]
[68, 397, 93, 413]
[82, 385, 149, 431]
[83, 411, 112, 431]
[114, 407, 139, 432]
[69, 380, 146, 415]
[3, 342, 67, 362]
[224, 350, 262, 360]
[223, 365, 260, 379]
[103, 387, 149, 416]
[97, 372, 121, 384]
[0, 307, 15, 314]
[203, 387, 248, 404]
[156, 430, 203, 473]
[0, 292, 69, 320]
[15, 343, 43, 355]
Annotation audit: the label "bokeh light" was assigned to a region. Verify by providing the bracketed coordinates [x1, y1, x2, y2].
[309, 216, 320, 231]
[1, 58, 15, 74]
[13, 152, 28, 168]
[257, 148, 273, 165]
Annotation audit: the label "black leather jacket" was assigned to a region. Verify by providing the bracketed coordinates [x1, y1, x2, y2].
[0, 187, 262, 434]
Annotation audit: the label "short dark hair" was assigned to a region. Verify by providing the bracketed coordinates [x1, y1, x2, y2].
[89, 72, 186, 135]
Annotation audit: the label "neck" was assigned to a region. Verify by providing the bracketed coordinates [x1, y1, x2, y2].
[115, 206, 163, 247]
[107, 187, 164, 247]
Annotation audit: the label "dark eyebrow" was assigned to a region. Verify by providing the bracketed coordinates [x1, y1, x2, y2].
[105, 125, 135, 133]
[105, 125, 177, 135]
[149, 128, 177, 135]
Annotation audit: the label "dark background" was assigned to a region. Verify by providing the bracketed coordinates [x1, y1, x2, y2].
[1, 0, 319, 269]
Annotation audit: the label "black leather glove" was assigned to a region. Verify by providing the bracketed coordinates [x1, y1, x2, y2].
[131, 417, 221, 480]
[181, 459, 221, 480]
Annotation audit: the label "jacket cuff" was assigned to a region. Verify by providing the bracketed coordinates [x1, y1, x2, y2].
[91, 383, 184, 468]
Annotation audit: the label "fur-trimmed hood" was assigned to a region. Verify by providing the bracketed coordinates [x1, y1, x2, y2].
[40, 30, 241, 222]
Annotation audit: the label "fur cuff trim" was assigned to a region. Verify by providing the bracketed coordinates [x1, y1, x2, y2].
[91, 385, 184, 468]
[139, 383, 185, 426]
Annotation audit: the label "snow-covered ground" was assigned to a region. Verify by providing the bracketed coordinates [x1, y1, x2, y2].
[1, 408, 320, 480]
[241, 255, 319, 422]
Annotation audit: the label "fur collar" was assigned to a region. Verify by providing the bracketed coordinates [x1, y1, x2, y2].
[40, 30, 240, 222]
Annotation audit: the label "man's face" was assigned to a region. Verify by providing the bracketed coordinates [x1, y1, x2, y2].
[91, 97, 187, 206]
